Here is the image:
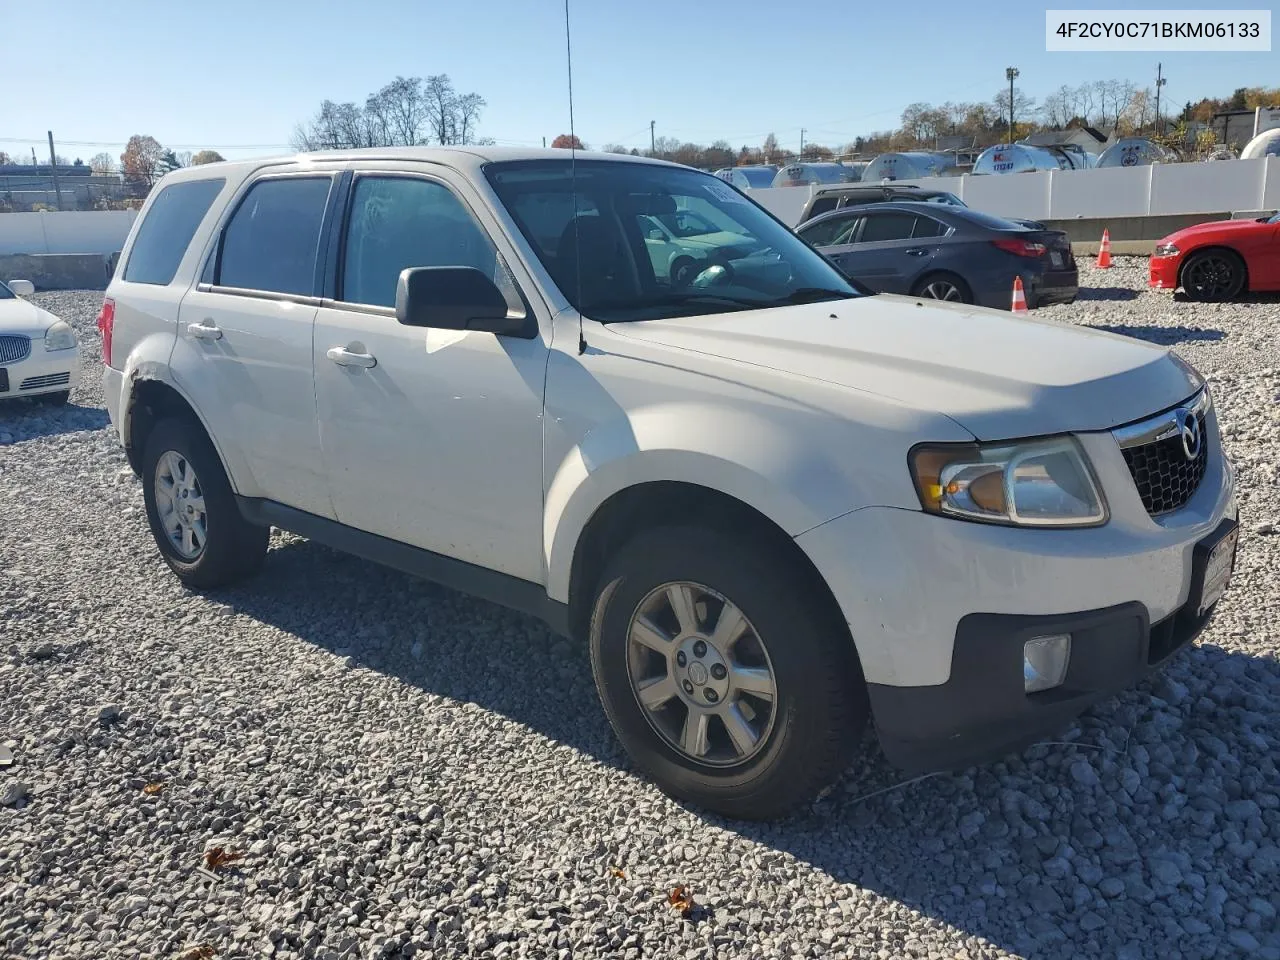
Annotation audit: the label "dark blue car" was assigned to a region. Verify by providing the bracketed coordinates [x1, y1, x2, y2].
[796, 201, 1078, 310]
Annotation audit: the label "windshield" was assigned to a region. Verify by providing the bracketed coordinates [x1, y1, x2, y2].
[1269, 212, 1280, 224]
[0, 282, 13, 300]
[485, 159, 862, 323]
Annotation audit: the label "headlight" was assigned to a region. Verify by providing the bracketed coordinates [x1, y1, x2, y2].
[909, 437, 1107, 527]
[44, 320, 77, 352]
[1153, 243, 1179, 257]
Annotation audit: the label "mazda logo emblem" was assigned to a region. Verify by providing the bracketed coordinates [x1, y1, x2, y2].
[1174, 408, 1201, 461]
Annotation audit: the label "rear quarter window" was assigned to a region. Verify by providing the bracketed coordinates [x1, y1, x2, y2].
[123, 178, 226, 286]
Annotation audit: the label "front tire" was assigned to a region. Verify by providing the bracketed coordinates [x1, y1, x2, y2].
[1180, 249, 1245, 302]
[141, 417, 268, 589]
[588, 525, 867, 820]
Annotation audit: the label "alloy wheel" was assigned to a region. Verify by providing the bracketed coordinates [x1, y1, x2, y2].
[153, 450, 208, 560]
[625, 581, 778, 767]
[920, 279, 963, 301]
[1184, 255, 1237, 300]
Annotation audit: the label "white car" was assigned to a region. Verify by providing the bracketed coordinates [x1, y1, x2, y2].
[99, 149, 1236, 820]
[639, 208, 761, 285]
[0, 279, 80, 405]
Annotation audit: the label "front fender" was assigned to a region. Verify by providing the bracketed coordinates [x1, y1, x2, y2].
[544, 402, 873, 604]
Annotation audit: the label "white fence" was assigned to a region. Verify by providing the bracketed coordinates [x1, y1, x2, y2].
[0, 210, 137, 256]
[750, 156, 1280, 226]
[0, 158, 1277, 253]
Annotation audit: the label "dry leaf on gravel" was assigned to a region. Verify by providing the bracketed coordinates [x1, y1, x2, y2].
[203, 847, 245, 871]
[177, 946, 217, 960]
[667, 884, 696, 918]
[142, 782, 166, 795]
[609, 866, 627, 879]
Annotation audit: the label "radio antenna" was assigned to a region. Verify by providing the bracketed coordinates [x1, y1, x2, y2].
[565, 0, 586, 355]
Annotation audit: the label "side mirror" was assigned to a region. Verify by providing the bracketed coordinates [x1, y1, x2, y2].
[395, 266, 522, 334]
[647, 228, 664, 241]
[7, 279, 34, 296]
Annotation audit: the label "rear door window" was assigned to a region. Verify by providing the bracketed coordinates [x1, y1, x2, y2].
[858, 212, 917, 242]
[217, 176, 333, 297]
[123, 178, 225, 285]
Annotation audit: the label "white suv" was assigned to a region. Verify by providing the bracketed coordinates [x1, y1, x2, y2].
[100, 148, 1237, 819]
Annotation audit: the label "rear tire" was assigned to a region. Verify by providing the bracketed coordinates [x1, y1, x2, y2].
[910, 272, 972, 304]
[141, 417, 268, 589]
[1180, 249, 1245, 302]
[588, 525, 867, 820]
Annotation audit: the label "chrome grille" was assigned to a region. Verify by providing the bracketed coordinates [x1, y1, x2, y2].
[0, 335, 31, 365]
[20, 372, 71, 390]
[1114, 390, 1211, 516]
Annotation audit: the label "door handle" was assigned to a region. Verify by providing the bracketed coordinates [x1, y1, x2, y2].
[327, 346, 377, 369]
[188, 320, 223, 340]
[904, 248, 929, 257]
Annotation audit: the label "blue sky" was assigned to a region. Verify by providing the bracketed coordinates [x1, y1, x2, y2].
[2, 0, 1274, 163]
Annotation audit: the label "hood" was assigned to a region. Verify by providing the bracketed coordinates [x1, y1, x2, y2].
[611, 295, 1201, 440]
[0, 298, 56, 338]
[1164, 218, 1269, 245]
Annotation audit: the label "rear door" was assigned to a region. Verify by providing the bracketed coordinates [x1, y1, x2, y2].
[834, 211, 924, 291]
[172, 171, 340, 517]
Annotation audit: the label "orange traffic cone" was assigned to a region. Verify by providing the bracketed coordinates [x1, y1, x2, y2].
[1096, 229, 1112, 268]
[1011, 275, 1028, 314]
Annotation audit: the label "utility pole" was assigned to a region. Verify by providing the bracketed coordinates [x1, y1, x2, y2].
[47, 131, 63, 211]
[542, 136, 546, 148]
[800, 128, 806, 160]
[1005, 67, 1020, 142]
[650, 120, 656, 155]
[1154, 63, 1166, 135]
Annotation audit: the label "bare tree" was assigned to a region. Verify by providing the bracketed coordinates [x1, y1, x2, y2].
[423, 75, 457, 144]
[455, 93, 486, 145]
[372, 76, 426, 145]
[292, 75, 487, 150]
[89, 152, 117, 175]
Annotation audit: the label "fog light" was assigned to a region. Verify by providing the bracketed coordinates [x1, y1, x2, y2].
[1024, 634, 1071, 693]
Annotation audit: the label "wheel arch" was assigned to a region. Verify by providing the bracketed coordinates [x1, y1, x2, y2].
[122, 373, 236, 487]
[563, 480, 856, 668]
[1177, 244, 1249, 292]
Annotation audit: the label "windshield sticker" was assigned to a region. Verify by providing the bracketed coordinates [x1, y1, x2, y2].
[704, 181, 748, 205]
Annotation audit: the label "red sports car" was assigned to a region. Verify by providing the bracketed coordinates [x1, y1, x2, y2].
[1149, 212, 1280, 301]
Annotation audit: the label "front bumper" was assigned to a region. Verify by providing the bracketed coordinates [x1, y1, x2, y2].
[795, 413, 1236, 771]
[0, 346, 80, 398]
[867, 589, 1219, 773]
[1149, 254, 1179, 290]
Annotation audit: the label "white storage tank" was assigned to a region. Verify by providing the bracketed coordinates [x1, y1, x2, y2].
[1240, 128, 1280, 159]
[860, 152, 952, 181]
[972, 143, 1091, 174]
[1095, 138, 1177, 167]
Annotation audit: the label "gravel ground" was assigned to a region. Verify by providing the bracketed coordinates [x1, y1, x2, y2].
[2, 262, 1278, 960]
